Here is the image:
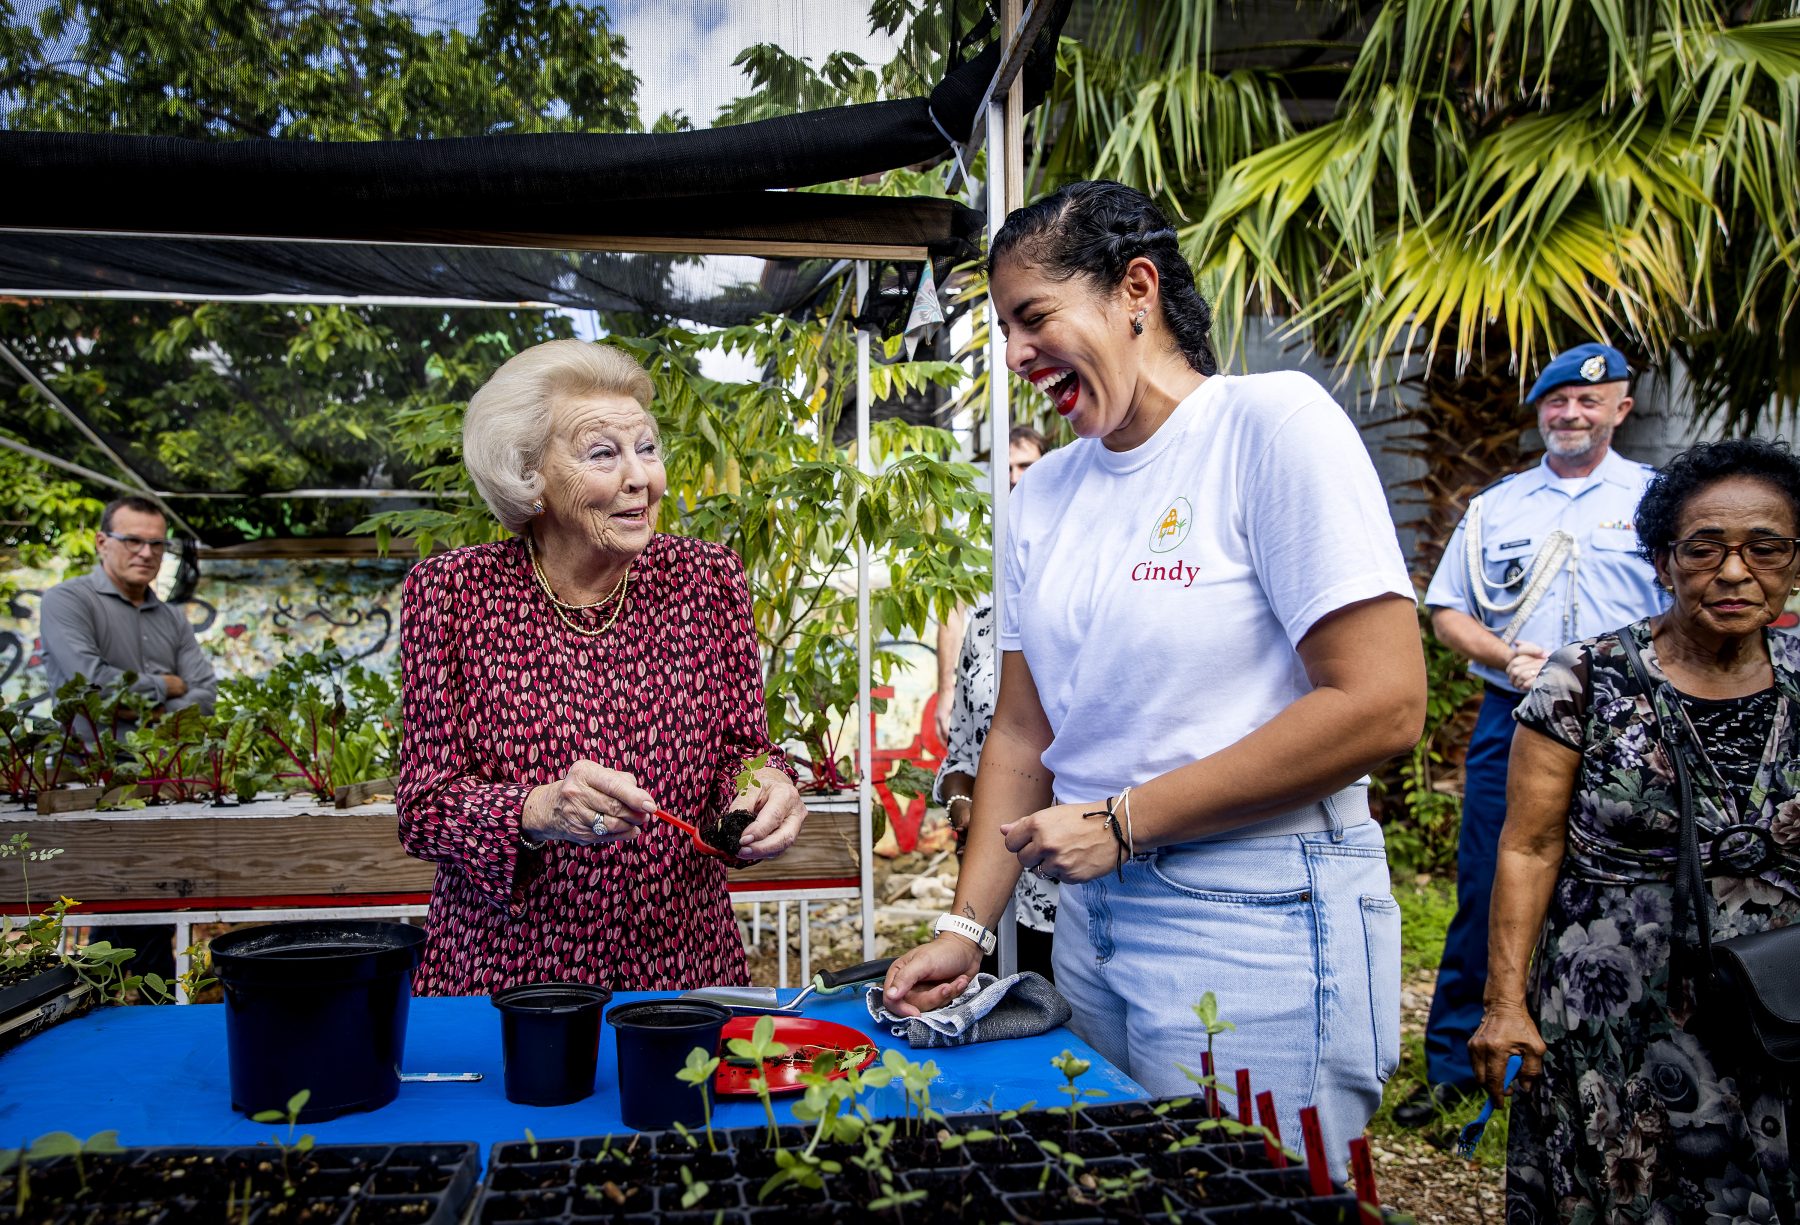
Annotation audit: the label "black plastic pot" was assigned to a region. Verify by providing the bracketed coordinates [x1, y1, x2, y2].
[605, 998, 731, 1131]
[491, 982, 612, 1106]
[210, 919, 426, 1122]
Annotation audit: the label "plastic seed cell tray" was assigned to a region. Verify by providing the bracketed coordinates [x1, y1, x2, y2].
[473, 1096, 1411, 1224]
[0, 1141, 480, 1225]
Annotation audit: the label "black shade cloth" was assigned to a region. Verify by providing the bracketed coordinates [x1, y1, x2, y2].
[0, 2, 1066, 305]
[0, 194, 984, 321]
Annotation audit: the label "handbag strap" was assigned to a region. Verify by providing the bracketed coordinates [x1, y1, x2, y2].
[1615, 631, 1716, 972]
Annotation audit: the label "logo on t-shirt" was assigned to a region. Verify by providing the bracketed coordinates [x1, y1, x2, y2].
[1148, 498, 1193, 553]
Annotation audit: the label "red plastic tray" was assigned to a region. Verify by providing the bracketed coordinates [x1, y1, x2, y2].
[713, 1016, 880, 1096]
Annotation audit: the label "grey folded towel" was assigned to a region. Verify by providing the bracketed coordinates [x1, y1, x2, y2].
[865, 971, 1072, 1048]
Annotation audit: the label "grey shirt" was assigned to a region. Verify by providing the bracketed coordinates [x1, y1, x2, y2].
[38, 567, 217, 712]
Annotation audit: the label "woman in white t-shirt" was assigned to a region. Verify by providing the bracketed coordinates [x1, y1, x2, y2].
[883, 180, 1426, 1172]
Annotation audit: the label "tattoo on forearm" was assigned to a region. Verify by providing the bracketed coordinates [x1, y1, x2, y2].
[1003, 764, 1046, 783]
[962, 904, 977, 920]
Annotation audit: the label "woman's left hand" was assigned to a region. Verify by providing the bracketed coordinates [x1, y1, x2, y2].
[1002, 800, 1119, 884]
[730, 767, 808, 860]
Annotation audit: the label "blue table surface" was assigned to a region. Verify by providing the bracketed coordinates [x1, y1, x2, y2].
[0, 991, 1143, 1168]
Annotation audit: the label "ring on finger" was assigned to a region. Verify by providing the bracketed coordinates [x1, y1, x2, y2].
[590, 817, 610, 838]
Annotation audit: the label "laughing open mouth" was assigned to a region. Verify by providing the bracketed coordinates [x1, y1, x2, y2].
[1030, 367, 1080, 415]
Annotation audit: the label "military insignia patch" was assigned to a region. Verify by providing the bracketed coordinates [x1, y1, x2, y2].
[1580, 354, 1608, 382]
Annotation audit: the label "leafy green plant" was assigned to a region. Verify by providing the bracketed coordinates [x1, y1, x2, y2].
[177, 941, 218, 1004]
[2, 833, 169, 1004]
[1378, 615, 1483, 876]
[249, 1089, 314, 1198]
[675, 1047, 723, 1153]
[725, 1015, 789, 1148]
[0, 676, 150, 804]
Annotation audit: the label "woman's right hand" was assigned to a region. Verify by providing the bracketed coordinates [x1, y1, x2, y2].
[881, 933, 985, 1017]
[522, 759, 655, 845]
[1469, 1000, 1546, 1100]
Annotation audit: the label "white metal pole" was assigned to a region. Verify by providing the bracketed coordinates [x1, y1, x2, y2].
[986, 98, 1019, 979]
[856, 261, 877, 963]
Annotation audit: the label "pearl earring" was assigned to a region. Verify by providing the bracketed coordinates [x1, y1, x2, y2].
[1131, 309, 1147, 336]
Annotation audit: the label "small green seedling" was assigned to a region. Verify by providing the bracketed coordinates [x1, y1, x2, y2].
[678, 1164, 710, 1208]
[250, 1089, 314, 1197]
[725, 1014, 788, 1148]
[589, 1132, 633, 1167]
[0, 1129, 122, 1200]
[522, 1128, 539, 1160]
[675, 1047, 723, 1153]
[1049, 1049, 1107, 1143]
[732, 753, 770, 797]
[880, 1048, 942, 1137]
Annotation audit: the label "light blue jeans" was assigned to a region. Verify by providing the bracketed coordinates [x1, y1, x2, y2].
[1052, 819, 1401, 1182]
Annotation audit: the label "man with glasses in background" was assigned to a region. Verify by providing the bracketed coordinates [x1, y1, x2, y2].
[1399, 343, 1665, 1128]
[38, 495, 215, 986]
[40, 495, 215, 716]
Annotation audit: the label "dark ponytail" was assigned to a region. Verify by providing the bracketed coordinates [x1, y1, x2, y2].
[988, 180, 1218, 376]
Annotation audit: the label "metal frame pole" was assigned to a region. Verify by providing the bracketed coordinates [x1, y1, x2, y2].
[856, 261, 877, 962]
[986, 91, 1019, 979]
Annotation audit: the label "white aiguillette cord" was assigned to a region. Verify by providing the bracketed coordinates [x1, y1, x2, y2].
[1463, 495, 1577, 646]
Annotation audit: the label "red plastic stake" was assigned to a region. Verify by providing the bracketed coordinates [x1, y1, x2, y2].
[1255, 1089, 1287, 1167]
[1236, 1068, 1253, 1126]
[1349, 1135, 1381, 1213]
[1201, 1051, 1220, 1118]
[1298, 1105, 1332, 1198]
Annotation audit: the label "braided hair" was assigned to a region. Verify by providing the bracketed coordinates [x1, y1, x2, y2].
[988, 180, 1218, 377]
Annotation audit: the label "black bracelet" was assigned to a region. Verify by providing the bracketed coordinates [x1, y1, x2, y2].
[1102, 794, 1129, 882]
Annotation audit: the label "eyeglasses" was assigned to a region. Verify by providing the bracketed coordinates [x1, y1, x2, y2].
[1669, 536, 1800, 572]
[101, 530, 171, 555]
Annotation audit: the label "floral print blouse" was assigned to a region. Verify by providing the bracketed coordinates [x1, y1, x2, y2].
[1506, 619, 1798, 1224]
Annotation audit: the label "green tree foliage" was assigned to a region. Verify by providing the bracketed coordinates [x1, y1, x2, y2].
[0, 0, 648, 543]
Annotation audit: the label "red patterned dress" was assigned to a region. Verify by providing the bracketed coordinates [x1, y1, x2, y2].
[396, 534, 788, 995]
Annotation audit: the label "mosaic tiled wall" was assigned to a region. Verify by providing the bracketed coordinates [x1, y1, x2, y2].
[1, 554, 415, 703]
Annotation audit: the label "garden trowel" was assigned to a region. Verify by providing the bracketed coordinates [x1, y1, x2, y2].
[682, 957, 895, 1017]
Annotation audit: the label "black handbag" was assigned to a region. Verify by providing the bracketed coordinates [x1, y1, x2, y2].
[1617, 630, 1800, 1069]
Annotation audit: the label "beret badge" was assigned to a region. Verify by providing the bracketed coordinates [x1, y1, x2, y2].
[1580, 354, 1608, 382]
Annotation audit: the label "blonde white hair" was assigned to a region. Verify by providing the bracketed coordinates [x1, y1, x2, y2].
[463, 339, 656, 533]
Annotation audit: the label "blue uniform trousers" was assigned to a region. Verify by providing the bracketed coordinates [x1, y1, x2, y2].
[1423, 686, 1523, 1090]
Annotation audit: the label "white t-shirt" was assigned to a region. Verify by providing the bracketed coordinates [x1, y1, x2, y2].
[1000, 371, 1415, 806]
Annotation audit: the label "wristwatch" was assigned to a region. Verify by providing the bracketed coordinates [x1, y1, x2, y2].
[932, 912, 996, 955]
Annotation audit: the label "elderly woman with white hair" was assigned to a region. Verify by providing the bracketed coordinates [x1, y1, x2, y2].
[397, 339, 807, 994]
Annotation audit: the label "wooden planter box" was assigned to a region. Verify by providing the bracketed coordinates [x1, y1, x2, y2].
[2, 791, 861, 914]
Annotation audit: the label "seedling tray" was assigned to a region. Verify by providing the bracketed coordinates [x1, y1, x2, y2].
[0, 1140, 480, 1225]
[472, 1098, 1408, 1224]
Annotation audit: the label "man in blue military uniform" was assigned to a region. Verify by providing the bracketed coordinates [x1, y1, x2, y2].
[1397, 342, 1665, 1127]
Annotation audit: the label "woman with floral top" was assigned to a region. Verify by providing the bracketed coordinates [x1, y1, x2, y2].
[1473, 437, 1800, 1223]
[397, 340, 806, 995]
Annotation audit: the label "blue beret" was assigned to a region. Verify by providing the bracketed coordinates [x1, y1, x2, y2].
[1528, 342, 1631, 403]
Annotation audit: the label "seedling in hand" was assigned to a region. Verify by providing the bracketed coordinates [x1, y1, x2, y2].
[675, 1047, 723, 1153]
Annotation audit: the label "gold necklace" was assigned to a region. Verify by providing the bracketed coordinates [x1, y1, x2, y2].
[526, 534, 632, 637]
[526, 533, 626, 610]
